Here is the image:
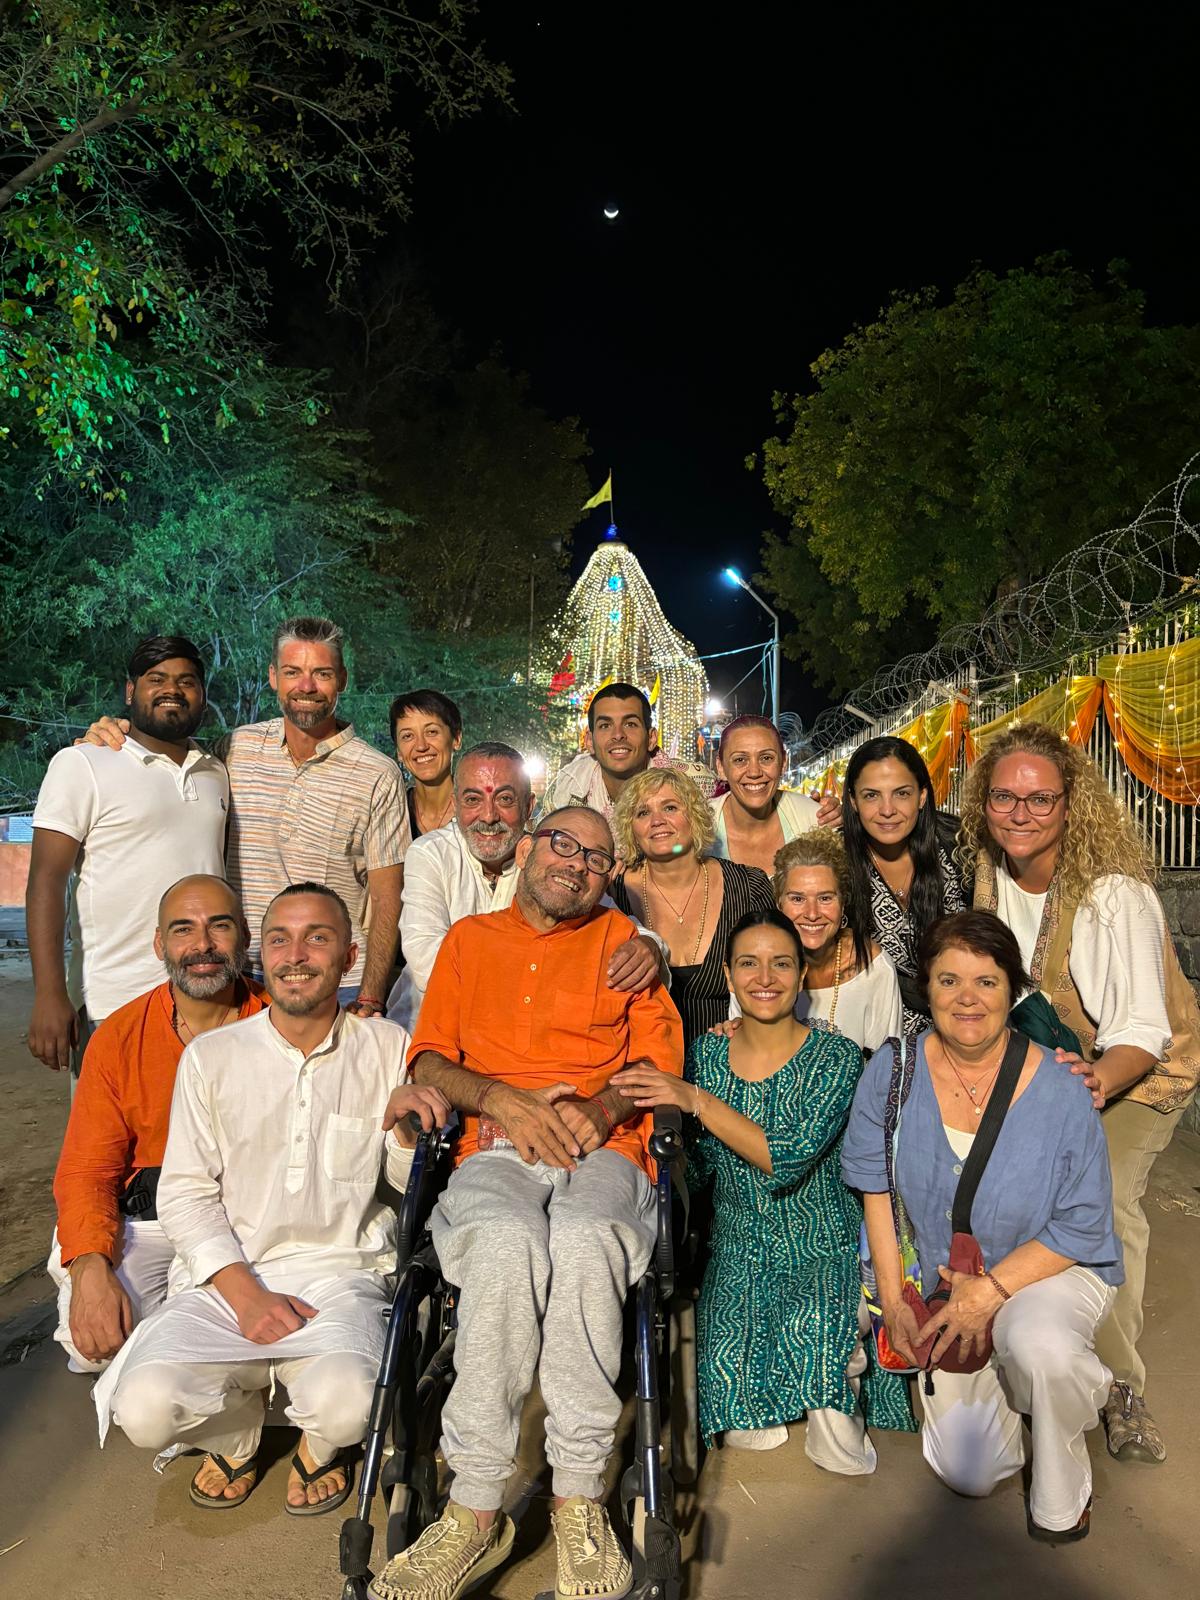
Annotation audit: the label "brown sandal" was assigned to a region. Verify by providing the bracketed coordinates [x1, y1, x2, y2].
[188, 1451, 259, 1510]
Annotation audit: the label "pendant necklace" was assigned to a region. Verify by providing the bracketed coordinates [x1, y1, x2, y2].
[942, 1030, 1008, 1116]
[644, 860, 710, 964]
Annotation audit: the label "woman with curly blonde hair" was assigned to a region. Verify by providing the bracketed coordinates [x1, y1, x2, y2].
[961, 720, 1200, 1465]
[610, 768, 774, 1047]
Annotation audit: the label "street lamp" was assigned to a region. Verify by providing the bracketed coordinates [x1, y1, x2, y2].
[721, 567, 780, 726]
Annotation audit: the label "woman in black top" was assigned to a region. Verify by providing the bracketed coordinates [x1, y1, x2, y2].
[390, 689, 462, 840]
[841, 736, 966, 1032]
[610, 766, 775, 1048]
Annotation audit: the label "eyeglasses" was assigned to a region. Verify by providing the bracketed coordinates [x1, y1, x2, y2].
[530, 828, 616, 876]
[986, 789, 1065, 817]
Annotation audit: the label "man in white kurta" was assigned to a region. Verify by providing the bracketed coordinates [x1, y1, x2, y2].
[94, 882, 449, 1513]
[388, 742, 664, 1032]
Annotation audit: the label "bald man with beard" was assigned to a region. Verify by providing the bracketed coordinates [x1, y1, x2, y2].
[49, 875, 266, 1372]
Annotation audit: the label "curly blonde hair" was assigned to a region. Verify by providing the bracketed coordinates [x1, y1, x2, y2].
[611, 767, 716, 865]
[772, 830, 850, 905]
[958, 721, 1153, 905]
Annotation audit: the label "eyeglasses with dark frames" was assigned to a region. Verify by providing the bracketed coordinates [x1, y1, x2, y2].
[986, 789, 1065, 817]
[529, 828, 616, 876]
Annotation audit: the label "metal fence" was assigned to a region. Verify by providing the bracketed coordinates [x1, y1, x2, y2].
[794, 605, 1199, 870]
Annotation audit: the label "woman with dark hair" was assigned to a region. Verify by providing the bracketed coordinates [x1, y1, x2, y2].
[389, 689, 463, 839]
[709, 714, 822, 874]
[615, 909, 912, 1464]
[842, 736, 965, 1031]
[842, 909, 1122, 1541]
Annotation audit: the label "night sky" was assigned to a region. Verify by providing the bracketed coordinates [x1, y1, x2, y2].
[397, 6, 1195, 725]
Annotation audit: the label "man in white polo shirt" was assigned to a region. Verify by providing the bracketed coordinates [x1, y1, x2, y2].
[26, 636, 229, 1073]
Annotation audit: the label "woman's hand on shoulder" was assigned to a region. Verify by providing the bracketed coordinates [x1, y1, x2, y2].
[708, 1018, 741, 1040]
[1054, 1047, 1106, 1111]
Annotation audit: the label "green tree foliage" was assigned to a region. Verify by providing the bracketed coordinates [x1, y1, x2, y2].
[370, 358, 590, 636]
[0, 1, 510, 482]
[755, 255, 1200, 692]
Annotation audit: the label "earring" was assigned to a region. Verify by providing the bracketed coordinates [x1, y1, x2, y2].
[840, 913, 848, 929]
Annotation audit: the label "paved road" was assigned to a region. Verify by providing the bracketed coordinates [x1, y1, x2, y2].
[3, 1139, 1199, 1600]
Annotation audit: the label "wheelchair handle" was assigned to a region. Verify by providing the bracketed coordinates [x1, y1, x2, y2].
[648, 1105, 684, 1164]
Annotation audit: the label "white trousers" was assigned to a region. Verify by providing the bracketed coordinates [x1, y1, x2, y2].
[46, 1221, 175, 1374]
[804, 1302, 877, 1476]
[919, 1266, 1115, 1532]
[109, 1350, 376, 1467]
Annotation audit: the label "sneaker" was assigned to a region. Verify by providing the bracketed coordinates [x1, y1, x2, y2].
[368, 1502, 515, 1600]
[1102, 1382, 1166, 1463]
[724, 1425, 789, 1452]
[551, 1497, 633, 1600]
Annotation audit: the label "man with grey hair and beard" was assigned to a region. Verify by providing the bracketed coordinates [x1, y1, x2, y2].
[48, 875, 267, 1373]
[388, 742, 664, 1032]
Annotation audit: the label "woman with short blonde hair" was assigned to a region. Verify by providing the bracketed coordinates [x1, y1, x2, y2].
[610, 768, 773, 1048]
[961, 720, 1200, 1465]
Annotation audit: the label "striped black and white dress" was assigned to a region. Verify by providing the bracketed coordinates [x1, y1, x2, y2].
[613, 856, 776, 1050]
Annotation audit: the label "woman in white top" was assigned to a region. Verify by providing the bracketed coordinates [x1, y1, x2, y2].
[709, 715, 822, 874]
[724, 831, 903, 1054]
[773, 832, 902, 1053]
[959, 719, 1200, 1466]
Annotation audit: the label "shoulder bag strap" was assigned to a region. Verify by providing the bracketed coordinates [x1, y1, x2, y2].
[882, 1034, 917, 1220]
[951, 1029, 1028, 1235]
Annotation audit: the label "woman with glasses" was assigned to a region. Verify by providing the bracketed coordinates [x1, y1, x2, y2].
[610, 768, 775, 1048]
[959, 720, 1200, 1468]
[842, 737, 966, 1032]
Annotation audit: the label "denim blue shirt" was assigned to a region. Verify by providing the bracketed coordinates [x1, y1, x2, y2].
[841, 1033, 1123, 1291]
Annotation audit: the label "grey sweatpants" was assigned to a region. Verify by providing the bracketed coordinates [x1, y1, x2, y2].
[432, 1147, 656, 1509]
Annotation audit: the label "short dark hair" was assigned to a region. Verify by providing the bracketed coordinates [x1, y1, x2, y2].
[389, 688, 463, 744]
[587, 682, 651, 732]
[724, 907, 804, 966]
[127, 635, 206, 686]
[263, 881, 352, 938]
[455, 741, 530, 795]
[917, 910, 1031, 1007]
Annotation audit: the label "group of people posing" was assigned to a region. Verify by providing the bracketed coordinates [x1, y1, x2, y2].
[27, 615, 1199, 1599]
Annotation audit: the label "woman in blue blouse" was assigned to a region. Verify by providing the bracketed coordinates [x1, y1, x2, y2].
[842, 910, 1122, 1543]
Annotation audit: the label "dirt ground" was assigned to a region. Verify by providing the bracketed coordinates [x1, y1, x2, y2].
[3, 957, 1199, 1599]
[0, 953, 69, 1284]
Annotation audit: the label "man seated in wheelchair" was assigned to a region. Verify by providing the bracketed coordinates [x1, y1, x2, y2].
[370, 806, 684, 1600]
[92, 884, 450, 1516]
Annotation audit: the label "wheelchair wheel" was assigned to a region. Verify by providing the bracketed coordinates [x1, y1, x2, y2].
[670, 1297, 701, 1487]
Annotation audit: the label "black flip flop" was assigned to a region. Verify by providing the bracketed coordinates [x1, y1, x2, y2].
[188, 1452, 259, 1510]
[283, 1449, 355, 1517]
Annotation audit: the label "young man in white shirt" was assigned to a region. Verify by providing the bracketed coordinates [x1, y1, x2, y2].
[93, 883, 449, 1515]
[27, 636, 228, 1074]
[389, 742, 663, 1031]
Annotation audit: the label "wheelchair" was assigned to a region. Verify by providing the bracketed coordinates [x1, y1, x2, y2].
[338, 1107, 699, 1600]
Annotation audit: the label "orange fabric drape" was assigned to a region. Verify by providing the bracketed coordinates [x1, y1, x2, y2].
[1099, 638, 1200, 805]
[967, 677, 1103, 760]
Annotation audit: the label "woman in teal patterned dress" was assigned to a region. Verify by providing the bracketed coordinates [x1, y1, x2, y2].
[616, 909, 913, 1468]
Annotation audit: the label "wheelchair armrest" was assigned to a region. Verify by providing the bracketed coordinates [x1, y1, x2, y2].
[393, 1113, 457, 1267]
[648, 1105, 684, 1165]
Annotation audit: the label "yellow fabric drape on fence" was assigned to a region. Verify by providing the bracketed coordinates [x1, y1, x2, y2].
[968, 677, 1104, 759]
[1099, 638, 1200, 805]
[812, 699, 969, 804]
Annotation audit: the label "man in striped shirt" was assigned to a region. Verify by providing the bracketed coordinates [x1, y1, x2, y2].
[80, 616, 410, 1017]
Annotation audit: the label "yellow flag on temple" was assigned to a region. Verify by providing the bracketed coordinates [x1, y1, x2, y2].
[582, 472, 612, 511]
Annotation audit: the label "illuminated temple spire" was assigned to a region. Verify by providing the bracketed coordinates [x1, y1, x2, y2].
[543, 538, 708, 760]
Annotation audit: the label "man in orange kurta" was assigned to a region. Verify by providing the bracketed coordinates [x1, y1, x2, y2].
[49, 875, 265, 1371]
[370, 807, 683, 1600]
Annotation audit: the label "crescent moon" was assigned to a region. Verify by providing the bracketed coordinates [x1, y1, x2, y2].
[603, 206, 620, 220]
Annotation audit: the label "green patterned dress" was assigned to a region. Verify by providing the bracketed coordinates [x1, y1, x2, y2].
[687, 1028, 915, 1442]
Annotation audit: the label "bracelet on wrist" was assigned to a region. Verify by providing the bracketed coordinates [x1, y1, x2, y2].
[692, 1084, 704, 1121]
[353, 994, 384, 1010]
[595, 1098, 615, 1134]
[984, 1270, 1011, 1302]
